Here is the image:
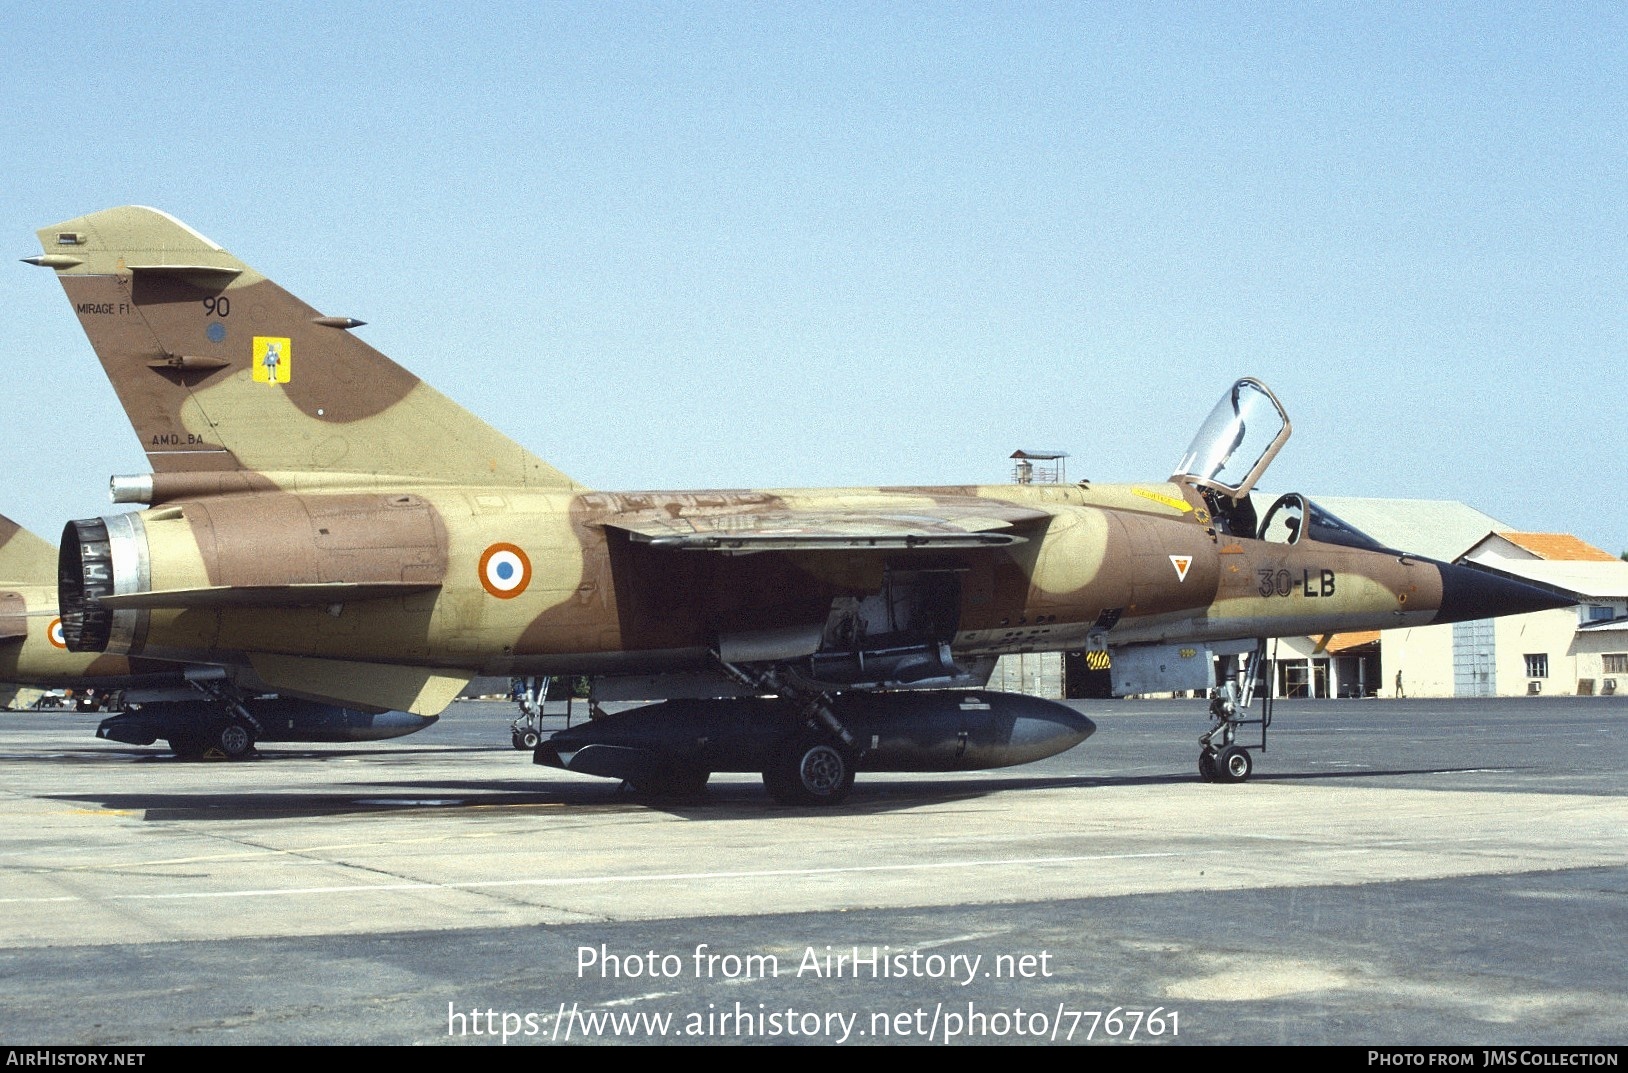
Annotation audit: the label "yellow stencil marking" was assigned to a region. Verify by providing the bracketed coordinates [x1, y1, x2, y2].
[1132, 488, 1193, 513]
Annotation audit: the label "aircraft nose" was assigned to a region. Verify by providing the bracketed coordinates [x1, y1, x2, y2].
[1432, 560, 1576, 625]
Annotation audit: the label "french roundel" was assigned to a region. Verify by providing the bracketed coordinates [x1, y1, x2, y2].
[47, 618, 67, 649]
[478, 543, 532, 599]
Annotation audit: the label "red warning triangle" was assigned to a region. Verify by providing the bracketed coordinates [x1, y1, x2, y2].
[1170, 555, 1193, 582]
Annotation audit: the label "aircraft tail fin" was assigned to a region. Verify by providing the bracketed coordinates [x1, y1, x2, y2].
[0, 515, 58, 582]
[31, 207, 581, 489]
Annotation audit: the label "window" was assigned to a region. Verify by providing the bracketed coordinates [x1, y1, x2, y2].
[1524, 653, 1549, 678]
[1604, 654, 1628, 675]
[1582, 605, 1616, 623]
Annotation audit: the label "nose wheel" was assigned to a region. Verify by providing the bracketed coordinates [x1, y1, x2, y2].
[1200, 744, 1252, 783]
[1199, 640, 1271, 784]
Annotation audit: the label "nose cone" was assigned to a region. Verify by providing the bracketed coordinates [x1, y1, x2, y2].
[1433, 561, 1576, 625]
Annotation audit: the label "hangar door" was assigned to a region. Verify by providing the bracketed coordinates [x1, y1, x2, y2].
[1452, 619, 1496, 698]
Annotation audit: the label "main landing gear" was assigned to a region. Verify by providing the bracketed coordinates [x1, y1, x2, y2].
[168, 718, 258, 760]
[716, 658, 861, 807]
[1199, 640, 1272, 784]
[170, 676, 263, 760]
[763, 731, 857, 806]
[510, 675, 551, 750]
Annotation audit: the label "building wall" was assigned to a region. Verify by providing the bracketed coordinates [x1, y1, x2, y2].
[1379, 608, 1628, 698]
[1493, 608, 1580, 696]
[1381, 623, 1456, 697]
[1572, 631, 1628, 696]
[990, 651, 1064, 699]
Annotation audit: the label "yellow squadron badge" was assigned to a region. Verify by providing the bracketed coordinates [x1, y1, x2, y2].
[253, 337, 292, 384]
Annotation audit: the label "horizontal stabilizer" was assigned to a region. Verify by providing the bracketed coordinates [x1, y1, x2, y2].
[0, 515, 58, 581]
[603, 501, 1047, 554]
[247, 653, 469, 716]
[93, 581, 438, 610]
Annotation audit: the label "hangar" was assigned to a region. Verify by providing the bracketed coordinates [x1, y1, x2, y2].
[1385, 528, 1628, 698]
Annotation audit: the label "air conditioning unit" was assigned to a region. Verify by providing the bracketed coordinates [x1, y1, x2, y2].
[1527, 680, 1542, 695]
[1605, 679, 1618, 696]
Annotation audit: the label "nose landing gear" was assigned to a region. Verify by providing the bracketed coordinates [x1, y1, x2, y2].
[1199, 640, 1271, 784]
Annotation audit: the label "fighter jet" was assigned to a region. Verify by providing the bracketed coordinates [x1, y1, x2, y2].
[26, 207, 1571, 801]
[0, 512, 434, 757]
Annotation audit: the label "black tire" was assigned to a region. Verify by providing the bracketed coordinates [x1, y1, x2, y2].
[763, 736, 855, 806]
[1215, 745, 1253, 784]
[216, 722, 255, 759]
[1198, 750, 1217, 782]
[519, 728, 541, 751]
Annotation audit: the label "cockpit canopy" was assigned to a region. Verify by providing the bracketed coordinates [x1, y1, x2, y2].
[1170, 379, 1392, 551]
[1257, 492, 1397, 552]
[1171, 378, 1291, 499]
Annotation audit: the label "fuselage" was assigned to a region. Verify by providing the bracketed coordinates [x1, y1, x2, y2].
[68, 477, 1442, 679]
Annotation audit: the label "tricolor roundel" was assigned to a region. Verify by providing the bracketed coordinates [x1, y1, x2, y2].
[478, 543, 532, 599]
[47, 617, 67, 649]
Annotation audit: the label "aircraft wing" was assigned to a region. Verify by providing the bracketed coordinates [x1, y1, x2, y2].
[246, 654, 469, 717]
[601, 500, 1051, 553]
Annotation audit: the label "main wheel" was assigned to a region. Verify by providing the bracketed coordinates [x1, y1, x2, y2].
[215, 722, 255, 759]
[512, 727, 541, 750]
[763, 736, 855, 806]
[1214, 745, 1253, 784]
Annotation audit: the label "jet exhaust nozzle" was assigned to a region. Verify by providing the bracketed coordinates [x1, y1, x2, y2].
[59, 514, 149, 654]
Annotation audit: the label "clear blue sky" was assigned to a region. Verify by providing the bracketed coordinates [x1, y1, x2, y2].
[3, 2, 1623, 554]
